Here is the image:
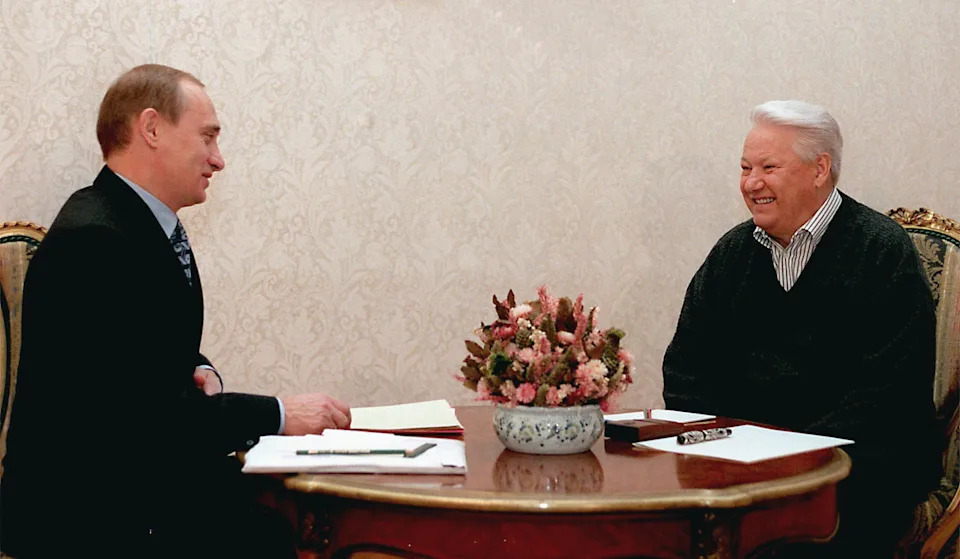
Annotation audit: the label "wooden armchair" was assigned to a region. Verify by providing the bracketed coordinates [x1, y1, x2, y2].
[0, 221, 46, 477]
[888, 207, 960, 559]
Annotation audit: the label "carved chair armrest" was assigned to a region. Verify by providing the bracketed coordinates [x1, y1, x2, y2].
[919, 488, 960, 559]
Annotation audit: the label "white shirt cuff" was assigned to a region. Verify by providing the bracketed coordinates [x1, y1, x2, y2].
[276, 397, 285, 434]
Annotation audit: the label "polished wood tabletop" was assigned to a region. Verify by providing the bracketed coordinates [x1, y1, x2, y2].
[278, 406, 851, 559]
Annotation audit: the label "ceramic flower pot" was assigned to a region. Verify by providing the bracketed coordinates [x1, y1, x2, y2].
[492, 404, 604, 455]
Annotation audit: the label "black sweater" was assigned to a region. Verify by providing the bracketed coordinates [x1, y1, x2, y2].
[663, 192, 941, 546]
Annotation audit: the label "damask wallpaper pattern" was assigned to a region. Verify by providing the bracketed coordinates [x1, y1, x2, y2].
[2, 1, 959, 409]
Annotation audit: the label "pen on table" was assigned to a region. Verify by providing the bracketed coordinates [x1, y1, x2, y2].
[295, 442, 436, 458]
[676, 428, 732, 445]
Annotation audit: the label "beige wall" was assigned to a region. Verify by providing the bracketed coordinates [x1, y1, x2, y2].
[2, 1, 959, 409]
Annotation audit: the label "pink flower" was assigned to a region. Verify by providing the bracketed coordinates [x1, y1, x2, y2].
[500, 380, 517, 401]
[537, 285, 558, 321]
[515, 382, 536, 404]
[577, 359, 608, 384]
[477, 377, 492, 400]
[584, 330, 602, 351]
[460, 288, 633, 410]
[546, 386, 563, 406]
[536, 332, 552, 356]
[574, 348, 587, 363]
[573, 312, 588, 349]
[509, 303, 532, 321]
[491, 323, 517, 340]
[556, 331, 576, 345]
[517, 348, 536, 364]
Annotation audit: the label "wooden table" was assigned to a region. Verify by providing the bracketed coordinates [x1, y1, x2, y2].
[276, 406, 850, 559]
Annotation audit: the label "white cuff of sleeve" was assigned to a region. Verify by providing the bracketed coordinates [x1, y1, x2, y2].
[276, 397, 285, 434]
[196, 364, 223, 393]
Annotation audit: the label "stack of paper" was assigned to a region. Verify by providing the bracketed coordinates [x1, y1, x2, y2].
[242, 429, 467, 475]
[350, 399, 464, 435]
[634, 424, 853, 463]
[604, 409, 716, 423]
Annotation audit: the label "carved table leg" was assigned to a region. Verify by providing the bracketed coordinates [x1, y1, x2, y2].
[296, 496, 333, 559]
[693, 511, 739, 559]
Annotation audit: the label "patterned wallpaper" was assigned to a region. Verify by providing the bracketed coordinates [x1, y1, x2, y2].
[2, 1, 959, 410]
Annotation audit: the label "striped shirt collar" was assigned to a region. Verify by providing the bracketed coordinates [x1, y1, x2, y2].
[753, 187, 842, 251]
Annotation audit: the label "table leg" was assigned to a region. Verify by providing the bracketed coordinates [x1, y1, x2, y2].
[692, 511, 738, 559]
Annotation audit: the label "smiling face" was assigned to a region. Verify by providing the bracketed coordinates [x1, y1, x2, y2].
[154, 80, 225, 211]
[740, 123, 831, 246]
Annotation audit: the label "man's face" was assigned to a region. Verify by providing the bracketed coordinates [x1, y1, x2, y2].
[155, 80, 225, 211]
[740, 123, 827, 246]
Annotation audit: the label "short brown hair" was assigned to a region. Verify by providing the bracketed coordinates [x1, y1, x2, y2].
[96, 64, 204, 158]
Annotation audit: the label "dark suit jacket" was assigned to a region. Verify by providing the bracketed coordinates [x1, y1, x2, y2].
[1, 167, 281, 556]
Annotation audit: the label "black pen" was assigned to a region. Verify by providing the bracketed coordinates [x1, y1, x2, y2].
[295, 442, 436, 458]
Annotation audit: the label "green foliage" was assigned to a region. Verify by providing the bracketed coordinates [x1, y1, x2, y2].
[540, 315, 558, 345]
[534, 383, 550, 406]
[516, 327, 533, 348]
[487, 351, 512, 379]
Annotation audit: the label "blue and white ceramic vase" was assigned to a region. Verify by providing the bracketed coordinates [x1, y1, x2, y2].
[493, 404, 604, 455]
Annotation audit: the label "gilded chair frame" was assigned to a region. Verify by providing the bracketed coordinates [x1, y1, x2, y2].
[888, 207, 960, 559]
[0, 221, 46, 477]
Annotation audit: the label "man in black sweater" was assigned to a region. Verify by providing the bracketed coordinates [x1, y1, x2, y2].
[663, 100, 941, 557]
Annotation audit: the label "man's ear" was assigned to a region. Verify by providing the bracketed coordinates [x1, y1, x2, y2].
[137, 108, 161, 148]
[814, 153, 832, 189]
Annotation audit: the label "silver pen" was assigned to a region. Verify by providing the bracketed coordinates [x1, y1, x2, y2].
[676, 428, 732, 445]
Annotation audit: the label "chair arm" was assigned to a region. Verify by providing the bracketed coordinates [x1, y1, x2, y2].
[920, 476, 960, 559]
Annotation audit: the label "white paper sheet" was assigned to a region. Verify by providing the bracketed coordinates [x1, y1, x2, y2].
[604, 409, 716, 423]
[350, 399, 464, 431]
[241, 429, 467, 474]
[634, 424, 853, 463]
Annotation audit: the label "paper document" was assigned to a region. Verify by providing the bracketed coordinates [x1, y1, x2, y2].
[634, 424, 853, 463]
[242, 429, 467, 474]
[350, 399, 464, 432]
[604, 409, 715, 423]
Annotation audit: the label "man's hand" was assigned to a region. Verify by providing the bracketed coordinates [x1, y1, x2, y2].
[280, 393, 351, 435]
[193, 367, 222, 396]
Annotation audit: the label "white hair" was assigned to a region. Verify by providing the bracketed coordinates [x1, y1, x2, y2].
[750, 100, 843, 186]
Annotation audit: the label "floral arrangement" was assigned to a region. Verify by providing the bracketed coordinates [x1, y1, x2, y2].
[458, 286, 633, 411]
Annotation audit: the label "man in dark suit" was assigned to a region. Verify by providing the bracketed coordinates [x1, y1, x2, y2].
[1, 64, 351, 558]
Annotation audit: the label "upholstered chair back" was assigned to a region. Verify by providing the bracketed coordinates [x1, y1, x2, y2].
[888, 207, 960, 559]
[0, 221, 46, 477]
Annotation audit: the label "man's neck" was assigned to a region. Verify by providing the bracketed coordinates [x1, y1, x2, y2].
[105, 153, 178, 212]
[772, 187, 837, 247]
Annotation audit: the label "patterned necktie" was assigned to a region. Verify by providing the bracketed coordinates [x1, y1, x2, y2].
[170, 220, 193, 287]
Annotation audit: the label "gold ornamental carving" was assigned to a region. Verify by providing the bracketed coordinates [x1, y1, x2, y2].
[887, 208, 960, 236]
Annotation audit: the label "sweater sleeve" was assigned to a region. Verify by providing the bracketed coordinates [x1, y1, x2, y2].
[809, 231, 940, 428]
[662, 244, 729, 416]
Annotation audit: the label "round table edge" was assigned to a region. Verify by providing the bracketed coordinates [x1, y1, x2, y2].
[282, 448, 851, 514]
